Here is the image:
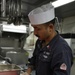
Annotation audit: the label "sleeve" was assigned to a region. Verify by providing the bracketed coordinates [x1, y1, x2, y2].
[28, 39, 39, 70]
[50, 46, 73, 75]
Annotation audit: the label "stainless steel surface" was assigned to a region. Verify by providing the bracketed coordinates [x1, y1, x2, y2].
[0, 64, 19, 70]
[6, 51, 28, 65]
[0, 0, 56, 25]
[0, 0, 75, 25]
[0, 64, 20, 75]
[0, 55, 12, 64]
[1, 0, 6, 17]
[0, 25, 2, 37]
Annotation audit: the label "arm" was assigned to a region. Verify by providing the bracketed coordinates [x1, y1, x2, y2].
[22, 67, 32, 75]
[22, 39, 39, 75]
[51, 46, 73, 75]
[22, 54, 36, 75]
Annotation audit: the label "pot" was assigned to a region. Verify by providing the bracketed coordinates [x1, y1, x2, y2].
[0, 64, 21, 75]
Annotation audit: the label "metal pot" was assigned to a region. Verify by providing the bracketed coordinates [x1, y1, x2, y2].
[0, 64, 21, 75]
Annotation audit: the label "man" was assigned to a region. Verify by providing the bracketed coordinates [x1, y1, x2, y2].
[23, 3, 73, 75]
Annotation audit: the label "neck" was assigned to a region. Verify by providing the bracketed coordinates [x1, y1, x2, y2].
[45, 31, 57, 45]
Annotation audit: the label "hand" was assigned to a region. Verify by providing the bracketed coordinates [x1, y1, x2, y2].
[21, 72, 29, 75]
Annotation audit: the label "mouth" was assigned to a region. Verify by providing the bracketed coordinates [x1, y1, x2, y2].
[35, 35, 39, 37]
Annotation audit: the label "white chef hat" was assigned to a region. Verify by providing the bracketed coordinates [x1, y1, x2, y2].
[28, 3, 55, 25]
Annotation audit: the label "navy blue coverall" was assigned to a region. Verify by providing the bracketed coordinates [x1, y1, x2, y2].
[29, 33, 73, 75]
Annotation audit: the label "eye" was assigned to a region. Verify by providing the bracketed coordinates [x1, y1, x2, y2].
[34, 28, 41, 31]
[37, 28, 41, 30]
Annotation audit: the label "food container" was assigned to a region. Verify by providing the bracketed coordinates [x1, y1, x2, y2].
[0, 64, 21, 75]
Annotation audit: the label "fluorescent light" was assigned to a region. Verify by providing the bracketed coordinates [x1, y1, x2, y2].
[2, 23, 27, 33]
[52, 0, 74, 8]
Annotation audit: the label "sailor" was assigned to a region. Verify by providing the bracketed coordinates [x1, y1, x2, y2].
[23, 2, 73, 75]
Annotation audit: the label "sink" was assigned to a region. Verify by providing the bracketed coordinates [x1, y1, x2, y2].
[0, 64, 21, 75]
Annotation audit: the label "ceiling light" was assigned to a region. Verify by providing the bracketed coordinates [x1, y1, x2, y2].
[2, 23, 27, 33]
[52, 0, 75, 8]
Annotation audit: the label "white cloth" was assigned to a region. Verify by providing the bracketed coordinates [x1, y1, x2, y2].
[23, 32, 38, 58]
[28, 3, 55, 25]
[23, 32, 38, 50]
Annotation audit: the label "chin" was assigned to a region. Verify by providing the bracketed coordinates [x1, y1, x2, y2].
[38, 38, 43, 41]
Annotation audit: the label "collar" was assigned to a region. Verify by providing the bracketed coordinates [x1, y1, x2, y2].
[38, 31, 60, 51]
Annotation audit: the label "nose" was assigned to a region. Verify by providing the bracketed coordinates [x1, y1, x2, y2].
[34, 29, 38, 35]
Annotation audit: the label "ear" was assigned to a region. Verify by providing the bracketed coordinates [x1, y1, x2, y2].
[48, 23, 54, 29]
[47, 23, 54, 33]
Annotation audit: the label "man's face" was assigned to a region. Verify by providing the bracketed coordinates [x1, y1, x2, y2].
[32, 24, 51, 40]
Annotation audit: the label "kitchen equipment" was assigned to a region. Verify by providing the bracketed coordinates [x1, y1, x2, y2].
[0, 55, 12, 64]
[0, 64, 21, 75]
[0, 60, 9, 65]
[6, 51, 28, 65]
[65, 38, 75, 57]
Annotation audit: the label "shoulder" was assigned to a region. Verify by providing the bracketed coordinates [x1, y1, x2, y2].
[54, 36, 72, 53]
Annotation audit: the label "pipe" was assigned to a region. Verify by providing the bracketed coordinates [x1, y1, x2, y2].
[17, 0, 21, 16]
[1, 0, 6, 17]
